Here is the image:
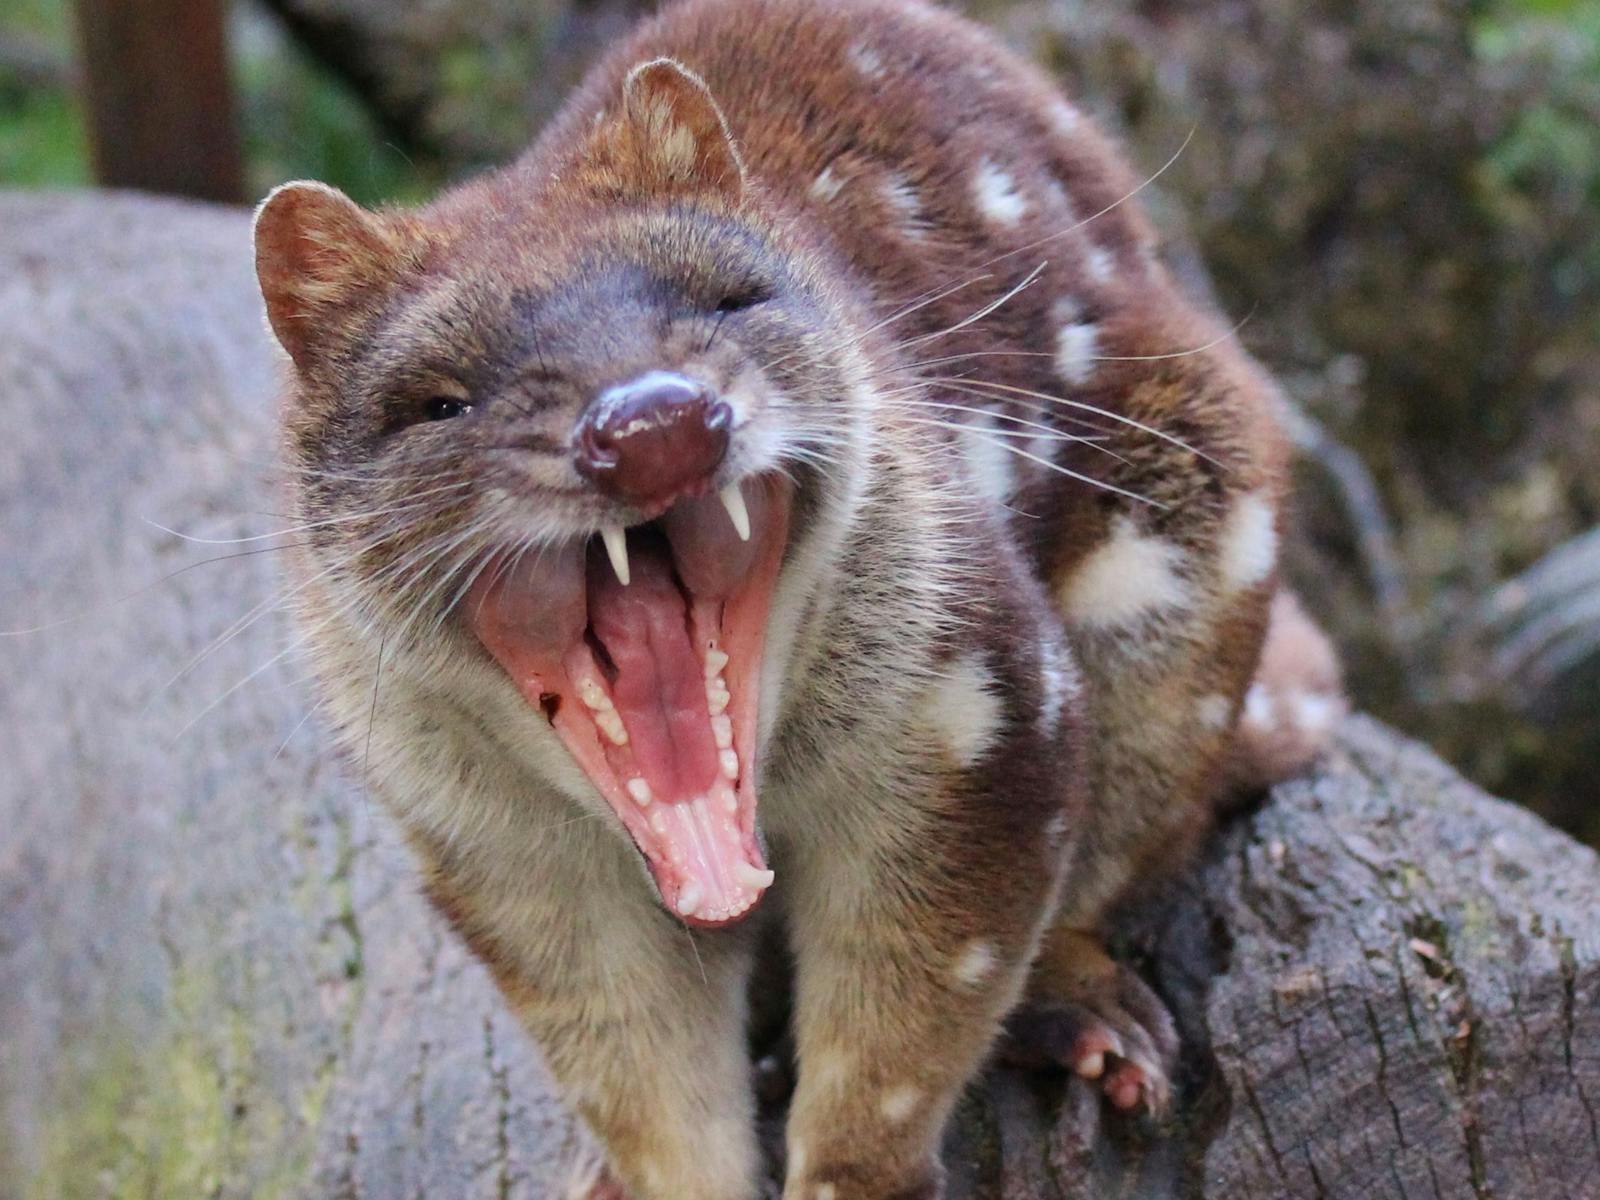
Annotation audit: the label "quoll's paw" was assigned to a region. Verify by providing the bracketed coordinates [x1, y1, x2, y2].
[565, 1158, 631, 1200]
[998, 960, 1179, 1117]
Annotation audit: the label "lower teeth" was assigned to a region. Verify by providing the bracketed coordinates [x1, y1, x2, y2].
[676, 881, 704, 916]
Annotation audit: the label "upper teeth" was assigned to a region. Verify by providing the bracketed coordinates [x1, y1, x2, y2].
[601, 525, 630, 586]
[600, 485, 744, 584]
[719, 483, 751, 542]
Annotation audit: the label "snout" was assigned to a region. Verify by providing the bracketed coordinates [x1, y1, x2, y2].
[575, 371, 732, 507]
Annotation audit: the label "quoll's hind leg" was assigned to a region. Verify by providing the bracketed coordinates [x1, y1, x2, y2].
[1003, 591, 1344, 1117]
[1046, 350, 1289, 925]
[1023, 327, 1303, 1113]
[1002, 590, 1343, 1118]
[999, 926, 1179, 1115]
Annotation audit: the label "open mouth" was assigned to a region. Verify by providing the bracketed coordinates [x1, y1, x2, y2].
[467, 477, 790, 926]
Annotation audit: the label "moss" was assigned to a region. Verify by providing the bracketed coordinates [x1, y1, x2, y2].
[25, 969, 321, 1200]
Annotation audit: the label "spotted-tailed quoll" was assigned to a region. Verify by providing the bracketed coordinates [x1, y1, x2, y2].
[250, 0, 1345, 1195]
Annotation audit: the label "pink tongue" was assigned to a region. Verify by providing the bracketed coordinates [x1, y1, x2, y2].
[587, 542, 720, 803]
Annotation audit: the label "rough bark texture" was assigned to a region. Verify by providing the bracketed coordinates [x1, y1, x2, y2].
[71, 0, 244, 203]
[3, 192, 1597, 1200]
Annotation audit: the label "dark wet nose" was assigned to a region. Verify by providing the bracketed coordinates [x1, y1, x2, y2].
[574, 371, 731, 504]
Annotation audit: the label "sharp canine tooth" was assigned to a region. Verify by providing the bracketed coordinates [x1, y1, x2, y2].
[720, 748, 739, 780]
[735, 862, 775, 889]
[676, 881, 703, 916]
[601, 525, 630, 585]
[704, 649, 729, 677]
[627, 778, 653, 806]
[719, 483, 751, 542]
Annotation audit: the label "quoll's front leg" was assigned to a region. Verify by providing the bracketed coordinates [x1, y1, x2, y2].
[779, 652, 1079, 1199]
[418, 838, 763, 1200]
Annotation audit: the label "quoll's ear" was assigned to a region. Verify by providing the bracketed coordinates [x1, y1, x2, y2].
[583, 58, 745, 201]
[252, 181, 415, 369]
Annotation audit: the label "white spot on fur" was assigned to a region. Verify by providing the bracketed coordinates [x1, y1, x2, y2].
[881, 171, 929, 236]
[1218, 491, 1278, 592]
[1060, 516, 1191, 627]
[1024, 432, 1059, 469]
[960, 413, 1016, 505]
[880, 1084, 922, 1124]
[816, 1186, 837, 1200]
[920, 653, 1004, 767]
[1045, 812, 1068, 842]
[789, 1141, 807, 1179]
[810, 164, 846, 203]
[1242, 683, 1273, 730]
[1197, 693, 1233, 730]
[973, 159, 1030, 226]
[1038, 636, 1073, 731]
[1052, 297, 1099, 386]
[954, 939, 997, 986]
[1049, 98, 1082, 135]
[1289, 689, 1341, 734]
[1085, 244, 1116, 283]
[847, 41, 885, 78]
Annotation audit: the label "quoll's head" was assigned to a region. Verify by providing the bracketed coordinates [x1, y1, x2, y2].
[253, 59, 874, 927]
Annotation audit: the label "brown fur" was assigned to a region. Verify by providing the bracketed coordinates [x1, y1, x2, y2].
[253, 1, 1343, 1196]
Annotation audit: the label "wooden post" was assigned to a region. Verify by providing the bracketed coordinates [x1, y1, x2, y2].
[71, 0, 244, 203]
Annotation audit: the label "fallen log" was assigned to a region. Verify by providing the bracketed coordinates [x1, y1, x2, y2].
[1, 192, 1595, 1200]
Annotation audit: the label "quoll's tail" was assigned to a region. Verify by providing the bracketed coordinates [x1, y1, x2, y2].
[1226, 590, 1347, 795]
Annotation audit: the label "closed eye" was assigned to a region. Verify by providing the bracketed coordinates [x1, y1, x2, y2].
[714, 284, 771, 314]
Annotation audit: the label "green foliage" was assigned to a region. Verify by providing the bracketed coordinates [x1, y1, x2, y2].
[0, 1, 439, 203]
[0, 0, 85, 187]
[235, 16, 441, 206]
[1475, 0, 1600, 301]
[0, 85, 87, 187]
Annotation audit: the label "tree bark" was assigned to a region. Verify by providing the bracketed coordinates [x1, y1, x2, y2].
[70, 0, 243, 202]
[2, 192, 1596, 1200]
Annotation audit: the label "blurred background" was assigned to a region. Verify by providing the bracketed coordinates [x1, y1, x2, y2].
[2, 0, 1597, 845]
